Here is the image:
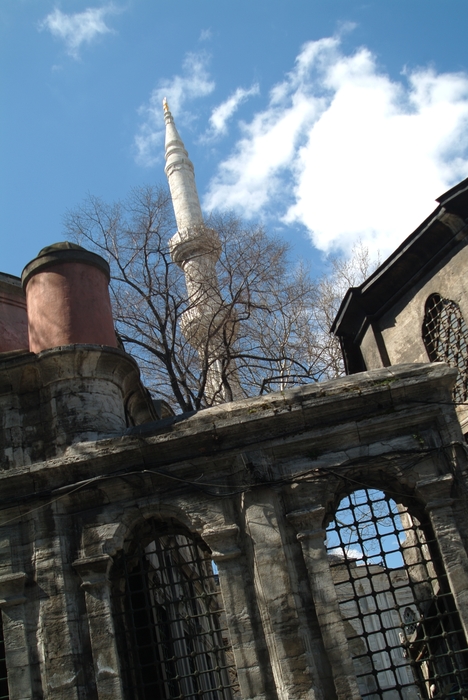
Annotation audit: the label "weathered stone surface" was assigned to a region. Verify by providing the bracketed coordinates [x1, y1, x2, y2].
[332, 182, 468, 433]
[0, 357, 466, 699]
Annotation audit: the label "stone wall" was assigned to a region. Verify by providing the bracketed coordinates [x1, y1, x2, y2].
[0, 357, 467, 699]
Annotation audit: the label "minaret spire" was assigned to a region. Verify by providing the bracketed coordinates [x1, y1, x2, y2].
[163, 100, 240, 405]
[163, 98, 204, 231]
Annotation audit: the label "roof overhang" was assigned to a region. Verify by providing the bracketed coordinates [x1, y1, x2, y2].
[331, 177, 468, 345]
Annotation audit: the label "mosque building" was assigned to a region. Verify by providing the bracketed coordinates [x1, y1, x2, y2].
[0, 105, 466, 700]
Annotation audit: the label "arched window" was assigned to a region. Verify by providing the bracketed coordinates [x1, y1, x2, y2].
[327, 489, 468, 699]
[422, 293, 468, 404]
[111, 520, 239, 700]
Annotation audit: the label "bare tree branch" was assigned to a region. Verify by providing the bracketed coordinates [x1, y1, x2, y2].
[64, 187, 376, 412]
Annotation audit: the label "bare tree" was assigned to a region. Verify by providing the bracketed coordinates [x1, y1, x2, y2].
[311, 242, 380, 378]
[64, 186, 374, 412]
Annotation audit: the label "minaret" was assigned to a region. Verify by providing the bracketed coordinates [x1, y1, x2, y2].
[163, 99, 240, 404]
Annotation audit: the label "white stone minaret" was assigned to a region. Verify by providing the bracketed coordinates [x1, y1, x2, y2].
[163, 99, 240, 404]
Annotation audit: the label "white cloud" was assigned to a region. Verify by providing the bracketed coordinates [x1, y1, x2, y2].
[39, 5, 117, 59]
[135, 52, 215, 166]
[199, 28, 212, 42]
[328, 546, 363, 561]
[206, 84, 259, 138]
[204, 37, 468, 258]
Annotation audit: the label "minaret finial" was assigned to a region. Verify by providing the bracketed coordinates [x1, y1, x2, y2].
[163, 97, 173, 126]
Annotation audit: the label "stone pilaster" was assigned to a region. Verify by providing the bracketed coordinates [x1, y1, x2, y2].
[287, 505, 361, 700]
[202, 525, 273, 700]
[416, 473, 468, 638]
[0, 572, 34, 700]
[244, 492, 327, 700]
[33, 507, 93, 700]
[73, 554, 125, 700]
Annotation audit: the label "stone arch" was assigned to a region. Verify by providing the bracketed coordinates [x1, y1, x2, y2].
[326, 484, 468, 700]
[321, 465, 427, 532]
[108, 514, 240, 700]
[82, 501, 207, 562]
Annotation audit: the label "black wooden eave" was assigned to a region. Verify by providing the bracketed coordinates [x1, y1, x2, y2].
[331, 176, 468, 374]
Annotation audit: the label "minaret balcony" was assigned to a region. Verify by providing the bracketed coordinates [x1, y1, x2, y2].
[169, 226, 222, 266]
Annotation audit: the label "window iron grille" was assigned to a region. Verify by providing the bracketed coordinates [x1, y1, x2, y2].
[112, 521, 240, 700]
[422, 294, 468, 404]
[327, 489, 468, 700]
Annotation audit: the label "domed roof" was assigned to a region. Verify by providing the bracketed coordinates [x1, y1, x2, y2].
[37, 241, 87, 257]
[22, 241, 110, 288]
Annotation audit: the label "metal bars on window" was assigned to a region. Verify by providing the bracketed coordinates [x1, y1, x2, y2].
[327, 489, 468, 699]
[422, 293, 468, 404]
[112, 521, 240, 700]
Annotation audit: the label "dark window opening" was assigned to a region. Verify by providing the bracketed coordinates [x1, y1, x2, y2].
[112, 521, 240, 700]
[327, 489, 468, 699]
[422, 293, 468, 404]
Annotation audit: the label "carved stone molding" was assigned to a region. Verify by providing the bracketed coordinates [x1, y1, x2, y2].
[0, 571, 28, 608]
[286, 504, 326, 540]
[416, 474, 455, 511]
[202, 525, 241, 562]
[73, 554, 112, 590]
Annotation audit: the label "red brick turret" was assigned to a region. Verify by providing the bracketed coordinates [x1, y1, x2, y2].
[22, 242, 117, 353]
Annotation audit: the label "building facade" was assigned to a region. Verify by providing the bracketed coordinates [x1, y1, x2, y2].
[332, 178, 468, 436]
[1, 117, 468, 698]
[0, 239, 467, 698]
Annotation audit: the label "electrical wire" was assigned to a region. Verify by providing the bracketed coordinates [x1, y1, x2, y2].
[0, 441, 460, 527]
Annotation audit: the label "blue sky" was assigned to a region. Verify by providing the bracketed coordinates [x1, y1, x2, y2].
[2, 1, 468, 278]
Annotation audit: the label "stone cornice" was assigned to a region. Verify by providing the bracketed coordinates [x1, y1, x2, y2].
[0, 362, 459, 505]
